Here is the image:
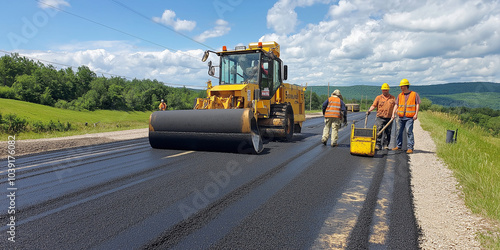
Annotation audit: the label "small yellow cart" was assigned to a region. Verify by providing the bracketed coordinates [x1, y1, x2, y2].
[350, 123, 377, 157]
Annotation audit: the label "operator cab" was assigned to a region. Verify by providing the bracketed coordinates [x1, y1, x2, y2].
[202, 43, 288, 100]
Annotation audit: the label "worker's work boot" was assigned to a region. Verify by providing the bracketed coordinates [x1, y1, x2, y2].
[406, 149, 413, 154]
[383, 145, 389, 150]
[375, 145, 381, 150]
[322, 140, 327, 146]
[331, 143, 338, 147]
[392, 147, 400, 151]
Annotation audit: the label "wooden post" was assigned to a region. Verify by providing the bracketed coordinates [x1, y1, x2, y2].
[309, 86, 312, 111]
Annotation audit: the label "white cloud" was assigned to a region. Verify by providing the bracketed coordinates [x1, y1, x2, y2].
[384, 0, 488, 32]
[329, 20, 379, 59]
[195, 19, 231, 42]
[152, 10, 196, 32]
[38, 0, 70, 9]
[267, 0, 331, 35]
[24, 42, 207, 88]
[328, 0, 357, 17]
[24, 0, 500, 88]
[261, 0, 500, 86]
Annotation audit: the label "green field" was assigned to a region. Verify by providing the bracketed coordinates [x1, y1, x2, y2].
[420, 111, 500, 248]
[0, 98, 150, 140]
[426, 92, 500, 110]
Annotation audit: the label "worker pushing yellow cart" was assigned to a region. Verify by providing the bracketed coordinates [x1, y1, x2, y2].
[350, 114, 376, 157]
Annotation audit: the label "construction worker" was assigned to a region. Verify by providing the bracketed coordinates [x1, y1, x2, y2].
[159, 99, 167, 111]
[367, 83, 396, 150]
[321, 89, 347, 147]
[391, 79, 421, 154]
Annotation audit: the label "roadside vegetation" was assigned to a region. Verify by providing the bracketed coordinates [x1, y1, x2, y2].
[0, 53, 204, 111]
[0, 98, 149, 140]
[419, 111, 500, 248]
[420, 98, 500, 136]
[0, 53, 205, 140]
[304, 90, 373, 111]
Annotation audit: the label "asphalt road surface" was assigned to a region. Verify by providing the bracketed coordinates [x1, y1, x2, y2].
[1, 112, 418, 249]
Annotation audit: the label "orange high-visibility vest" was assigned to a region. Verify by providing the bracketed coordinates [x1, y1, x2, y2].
[159, 102, 167, 111]
[397, 91, 417, 118]
[325, 96, 341, 118]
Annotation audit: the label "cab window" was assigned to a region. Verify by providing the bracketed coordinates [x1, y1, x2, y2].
[220, 53, 259, 84]
[260, 55, 273, 98]
[273, 59, 281, 93]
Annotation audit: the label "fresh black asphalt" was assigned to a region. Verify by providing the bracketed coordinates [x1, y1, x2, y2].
[0, 112, 419, 249]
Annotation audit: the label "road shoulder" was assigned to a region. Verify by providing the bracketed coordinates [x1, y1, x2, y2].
[0, 128, 148, 158]
[410, 119, 490, 249]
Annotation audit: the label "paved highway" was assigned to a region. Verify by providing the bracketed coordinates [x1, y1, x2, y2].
[1, 112, 418, 249]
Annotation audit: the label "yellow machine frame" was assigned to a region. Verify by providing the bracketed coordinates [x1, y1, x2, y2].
[194, 41, 306, 133]
[350, 124, 377, 157]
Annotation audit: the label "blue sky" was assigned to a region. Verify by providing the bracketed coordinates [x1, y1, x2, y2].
[2, 0, 500, 88]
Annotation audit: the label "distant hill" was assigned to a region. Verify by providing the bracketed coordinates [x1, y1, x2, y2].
[308, 82, 500, 110]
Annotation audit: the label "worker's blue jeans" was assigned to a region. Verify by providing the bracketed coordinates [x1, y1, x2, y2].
[396, 117, 414, 150]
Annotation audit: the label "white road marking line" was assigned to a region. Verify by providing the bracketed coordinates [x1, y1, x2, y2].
[162, 151, 194, 159]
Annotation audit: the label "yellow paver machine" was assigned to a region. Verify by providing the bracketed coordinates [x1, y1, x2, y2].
[149, 42, 306, 154]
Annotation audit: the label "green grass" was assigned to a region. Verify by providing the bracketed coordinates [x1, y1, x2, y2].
[0, 98, 150, 140]
[427, 92, 500, 110]
[420, 111, 500, 248]
[306, 109, 322, 113]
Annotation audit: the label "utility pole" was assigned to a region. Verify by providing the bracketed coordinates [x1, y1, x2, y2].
[309, 86, 312, 111]
[360, 95, 364, 110]
[327, 82, 330, 96]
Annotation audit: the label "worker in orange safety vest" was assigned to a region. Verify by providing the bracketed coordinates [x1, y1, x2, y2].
[391, 79, 421, 154]
[159, 99, 167, 111]
[367, 83, 396, 150]
[321, 89, 347, 147]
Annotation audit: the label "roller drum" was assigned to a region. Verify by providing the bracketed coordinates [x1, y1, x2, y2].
[149, 109, 263, 154]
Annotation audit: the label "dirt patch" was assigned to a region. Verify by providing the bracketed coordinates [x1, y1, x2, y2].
[0, 128, 148, 159]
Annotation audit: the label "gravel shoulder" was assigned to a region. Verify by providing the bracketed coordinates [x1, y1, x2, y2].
[411, 119, 493, 249]
[1, 114, 494, 248]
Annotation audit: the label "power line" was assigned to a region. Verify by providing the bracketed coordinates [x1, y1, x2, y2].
[26, 1, 210, 88]
[110, 0, 215, 51]
[35, 0, 201, 60]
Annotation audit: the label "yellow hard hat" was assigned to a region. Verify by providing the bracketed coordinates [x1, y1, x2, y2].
[400, 78, 410, 86]
[381, 83, 390, 90]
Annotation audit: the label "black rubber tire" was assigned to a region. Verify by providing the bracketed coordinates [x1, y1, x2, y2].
[293, 124, 301, 133]
[283, 104, 294, 141]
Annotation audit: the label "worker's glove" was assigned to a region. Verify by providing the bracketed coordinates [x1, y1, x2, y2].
[366, 111, 370, 116]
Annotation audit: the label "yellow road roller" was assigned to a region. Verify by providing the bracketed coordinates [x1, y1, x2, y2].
[149, 41, 306, 154]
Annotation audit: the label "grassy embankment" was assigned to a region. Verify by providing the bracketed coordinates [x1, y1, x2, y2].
[0, 98, 150, 140]
[419, 111, 500, 248]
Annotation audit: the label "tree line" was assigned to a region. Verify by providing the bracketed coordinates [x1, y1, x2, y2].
[422, 100, 500, 136]
[0, 53, 204, 111]
[304, 90, 373, 111]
